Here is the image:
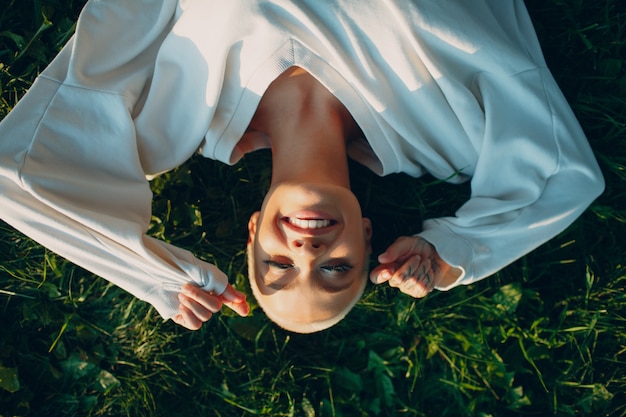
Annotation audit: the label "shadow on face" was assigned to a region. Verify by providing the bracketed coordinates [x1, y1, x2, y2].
[246, 183, 372, 333]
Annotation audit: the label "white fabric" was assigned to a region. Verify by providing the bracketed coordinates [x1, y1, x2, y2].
[0, 0, 604, 318]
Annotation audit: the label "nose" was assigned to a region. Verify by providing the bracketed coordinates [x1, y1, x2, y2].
[290, 239, 325, 254]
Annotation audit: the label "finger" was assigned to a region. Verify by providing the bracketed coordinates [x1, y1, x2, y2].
[219, 283, 246, 303]
[388, 254, 422, 288]
[223, 297, 250, 317]
[401, 258, 436, 298]
[181, 284, 223, 313]
[219, 283, 250, 317]
[401, 281, 429, 298]
[172, 313, 193, 330]
[386, 255, 435, 298]
[172, 314, 184, 327]
[369, 263, 397, 284]
[172, 305, 203, 330]
[378, 236, 420, 264]
[178, 293, 215, 322]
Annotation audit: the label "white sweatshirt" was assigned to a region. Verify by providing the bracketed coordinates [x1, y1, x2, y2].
[0, 0, 604, 319]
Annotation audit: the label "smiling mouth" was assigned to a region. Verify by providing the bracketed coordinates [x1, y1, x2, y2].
[286, 217, 337, 229]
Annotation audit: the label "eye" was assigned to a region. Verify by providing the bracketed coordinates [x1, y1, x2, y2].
[263, 260, 294, 270]
[320, 264, 353, 274]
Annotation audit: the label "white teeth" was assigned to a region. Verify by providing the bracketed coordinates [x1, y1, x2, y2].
[287, 218, 332, 229]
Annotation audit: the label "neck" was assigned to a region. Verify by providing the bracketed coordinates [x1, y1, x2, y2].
[248, 67, 359, 189]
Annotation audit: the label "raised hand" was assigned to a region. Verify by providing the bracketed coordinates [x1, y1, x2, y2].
[369, 236, 460, 298]
[172, 283, 250, 330]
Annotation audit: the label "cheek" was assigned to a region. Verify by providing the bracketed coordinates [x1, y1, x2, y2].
[257, 216, 283, 246]
[256, 231, 277, 254]
[350, 236, 370, 265]
[345, 227, 368, 251]
[254, 227, 288, 262]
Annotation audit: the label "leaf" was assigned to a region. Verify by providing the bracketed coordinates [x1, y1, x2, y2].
[319, 398, 334, 417]
[375, 373, 396, 409]
[0, 31, 26, 50]
[492, 283, 522, 315]
[381, 346, 404, 361]
[79, 395, 98, 412]
[42, 280, 62, 299]
[577, 384, 614, 413]
[95, 370, 120, 394]
[332, 367, 363, 392]
[188, 206, 203, 227]
[426, 340, 439, 359]
[367, 351, 392, 377]
[60, 353, 98, 380]
[301, 396, 315, 417]
[505, 386, 532, 409]
[0, 365, 20, 393]
[366, 397, 381, 415]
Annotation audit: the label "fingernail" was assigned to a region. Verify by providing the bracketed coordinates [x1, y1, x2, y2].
[241, 305, 250, 317]
[372, 271, 388, 284]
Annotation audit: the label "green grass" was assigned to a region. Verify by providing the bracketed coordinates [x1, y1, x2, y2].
[1, 0, 625, 416]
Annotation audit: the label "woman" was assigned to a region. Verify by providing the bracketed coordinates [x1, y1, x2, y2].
[0, 0, 604, 333]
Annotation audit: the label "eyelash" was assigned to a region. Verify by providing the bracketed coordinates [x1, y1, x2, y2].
[321, 264, 352, 273]
[263, 260, 293, 270]
[263, 260, 353, 273]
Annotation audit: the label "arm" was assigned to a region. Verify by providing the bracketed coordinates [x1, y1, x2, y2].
[371, 68, 604, 295]
[0, 0, 248, 324]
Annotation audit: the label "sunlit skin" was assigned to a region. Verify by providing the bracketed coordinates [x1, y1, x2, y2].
[245, 66, 373, 326]
[174, 66, 460, 330]
[247, 183, 372, 324]
[173, 282, 249, 331]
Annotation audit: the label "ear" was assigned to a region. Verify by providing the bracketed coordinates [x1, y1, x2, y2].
[248, 211, 261, 245]
[362, 218, 373, 240]
[362, 217, 373, 251]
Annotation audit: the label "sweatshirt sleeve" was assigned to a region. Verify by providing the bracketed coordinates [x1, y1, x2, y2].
[419, 67, 605, 290]
[0, 0, 228, 319]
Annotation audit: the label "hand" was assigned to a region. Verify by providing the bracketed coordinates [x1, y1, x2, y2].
[369, 236, 458, 298]
[172, 283, 250, 330]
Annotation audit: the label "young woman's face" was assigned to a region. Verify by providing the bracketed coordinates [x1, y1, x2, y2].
[248, 183, 372, 324]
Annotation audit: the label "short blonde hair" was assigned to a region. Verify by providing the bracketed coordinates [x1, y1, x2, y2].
[247, 244, 368, 334]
